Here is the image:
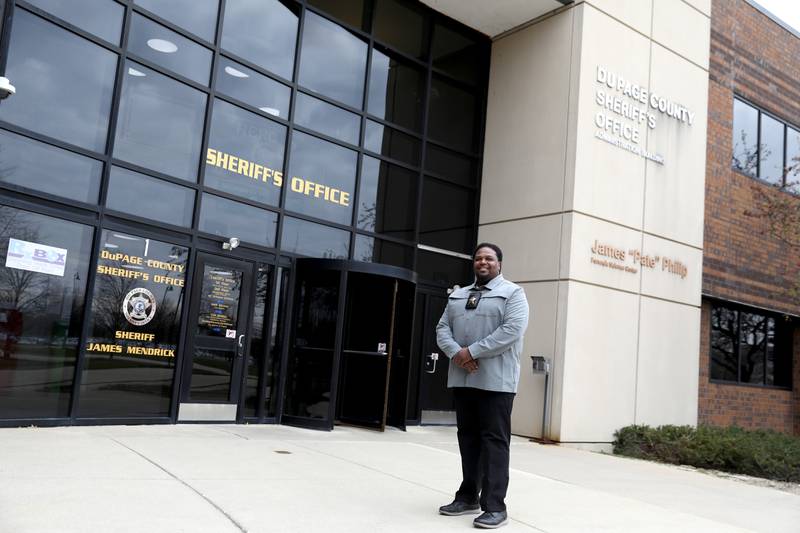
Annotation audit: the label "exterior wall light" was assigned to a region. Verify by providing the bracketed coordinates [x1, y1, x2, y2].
[222, 237, 240, 250]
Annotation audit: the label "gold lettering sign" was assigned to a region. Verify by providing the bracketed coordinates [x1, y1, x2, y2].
[206, 148, 350, 207]
[590, 239, 688, 279]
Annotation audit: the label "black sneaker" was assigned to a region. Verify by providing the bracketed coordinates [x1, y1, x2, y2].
[438, 500, 481, 516]
[473, 511, 508, 529]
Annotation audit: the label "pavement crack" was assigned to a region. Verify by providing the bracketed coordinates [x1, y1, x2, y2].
[110, 438, 247, 533]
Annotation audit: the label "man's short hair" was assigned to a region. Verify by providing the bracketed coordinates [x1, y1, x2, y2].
[473, 242, 503, 262]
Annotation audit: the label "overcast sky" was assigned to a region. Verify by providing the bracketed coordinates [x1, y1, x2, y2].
[753, 0, 800, 33]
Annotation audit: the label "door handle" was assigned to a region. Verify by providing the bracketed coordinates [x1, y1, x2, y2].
[237, 334, 245, 357]
[425, 352, 439, 374]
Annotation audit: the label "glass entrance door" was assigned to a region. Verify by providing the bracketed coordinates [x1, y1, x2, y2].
[179, 253, 253, 421]
[282, 259, 416, 431]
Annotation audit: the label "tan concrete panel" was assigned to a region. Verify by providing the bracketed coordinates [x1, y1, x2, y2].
[564, 212, 643, 294]
[635, 297, 700, 426]
[480, 9, 575, 224]
[559, 281, 638, 442]
[652, 0, 710, 69]
[587, 0, 653, 35]
[643, 43, 708, 247]
[640, 233, 702, 306]
[478, 214, 564, 282]
[680, 0, 710, 16]
[511, 281, 560, 438]
[571, 5, 651, 228]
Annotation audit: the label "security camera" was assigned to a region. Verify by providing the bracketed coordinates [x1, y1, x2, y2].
[0, 77, 16, 100]
[222, 237, 240, 250]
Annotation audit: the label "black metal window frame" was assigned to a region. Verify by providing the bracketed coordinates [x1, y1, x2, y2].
[0, 0, 489, 273]
[731, 94, 800, 190]
[708, 298, 794, 390]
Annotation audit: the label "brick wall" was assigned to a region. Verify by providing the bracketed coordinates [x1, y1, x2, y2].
[701, 0, 800, 435]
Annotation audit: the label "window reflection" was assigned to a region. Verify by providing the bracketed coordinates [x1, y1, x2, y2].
[114, 61, 207, 182]
[368, 49, 424, 132]
[0, 129, 102, 204]
[0, 10, 117, 152]
[0, 206, 94, 419]
[281, 217, 349, 259]
[732, 99, 758, 176]
[425, 143, 476, 186]
[353, 235, 413, 269]
[787, 128, 800, 192]
[307, 0, 365, 29]
[758, 114, 784, 186]
[205, 99, 287, 206]
[134, 0, 219, 42]
[106, 166, 195, 227]
[221, 0, 299, 80]
[432, 23, 482, 84]
[357, 156, 417, 239]
[417, 249, 471, 285]
[428, 77, 478, 152]
[215, 57, 291, 118]
[286, 132, 357, 225]
[372, 0, 426, 59]
[364, 120, 421, 166]
[199, 193, 277, 248]
[128, 13, 213, 85]
[243, 264, 271, 417]
[295, 93, 360, 145]
[26, 0, 124, 45]
[419, 177, 475, 254]
[299, 11, 367, 109]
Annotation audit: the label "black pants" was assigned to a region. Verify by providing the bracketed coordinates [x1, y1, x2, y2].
[453, 387, 515, 512]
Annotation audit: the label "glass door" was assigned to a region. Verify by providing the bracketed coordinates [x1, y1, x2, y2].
[179, 253, 253, 421]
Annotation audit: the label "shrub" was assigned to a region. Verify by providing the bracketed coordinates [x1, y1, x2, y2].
[613, 424, 800, 482]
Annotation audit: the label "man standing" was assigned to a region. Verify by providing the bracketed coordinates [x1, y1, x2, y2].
[436, 243, 529, 529]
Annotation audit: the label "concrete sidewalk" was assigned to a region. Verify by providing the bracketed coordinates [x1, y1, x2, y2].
[0, 425, 797, 533]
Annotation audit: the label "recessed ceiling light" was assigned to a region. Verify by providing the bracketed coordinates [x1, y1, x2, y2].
[147, 38, 178, 53]
[128, 67, 146, 77]
[224, 66, 249, 78]
[259, 107, 280, 116]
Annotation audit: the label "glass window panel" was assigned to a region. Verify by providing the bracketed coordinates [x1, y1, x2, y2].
[215, 56, 290, 118]
[710, 306, 738, 381]
[243, 264, 271, 417]
[280, 217, 349, 259]
[221, 0, 299, 80]
[128, 13, 213, 85]
[199, 193, 277, 247]
[372, 0, 426, 59]
[357, 156, 417, 239]
[295, 93, 360, 145]
[368, 49, 424, 132]
[78, 231, 189, 418]
[419, 177, 475, 254]
[299, 12, 367, 108]
[0, 10, 117, 152]
[134, 0, 219, 42]
[417, 249, 471, 286]
[770, 316, 793, 388]
[307, 0, 365, 29]
[286, 132, 357, 225]
[353, 235, 413, 269]
[732, 99, 758, 176]
[0, 129, 102, 204]
[190, 348, 234, 401]
[428, 77, 478, 152]
[204, 99, 287, 206]
[432, 23, 482, 84]
[364, 120, 420, 166]
[0, 206, 93, 419]
[758, 114, 784, 186]
[106, 166, 195, 227]
[25, 0, 124, 45]
[265, 266, 288, 417]
[425, 144, 476, 186]
[787, 127, 800, 193]
[739, 311, 766, 384]
[114, 61, 207, 182]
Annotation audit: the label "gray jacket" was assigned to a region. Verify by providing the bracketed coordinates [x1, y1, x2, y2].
[436, 274, 529, 393]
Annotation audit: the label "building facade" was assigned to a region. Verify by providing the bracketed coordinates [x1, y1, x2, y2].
[0, 0, 796, 441]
